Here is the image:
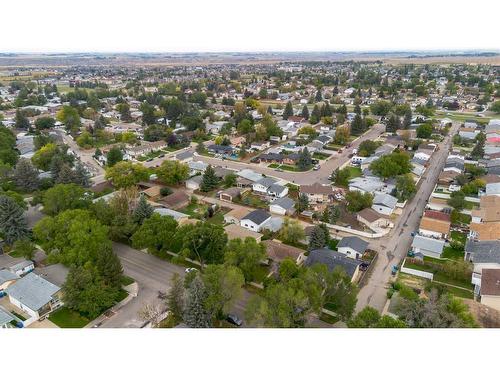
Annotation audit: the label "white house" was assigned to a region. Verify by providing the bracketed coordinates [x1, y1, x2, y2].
[240, 209, 272, 232]
[6, 273, 63, 321]
[269, 197, 296, 216]
[371, 193, 398, 216]
[8, 260, 35, 277]
[411, 235, 445, 259]
[337, 236, 369, 260]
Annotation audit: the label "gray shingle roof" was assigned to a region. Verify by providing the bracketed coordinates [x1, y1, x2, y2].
[337, 236, 369, 254]
[0, 306, 17, 326]
[255, 177, 278, 188]
[6, 273, 60, 311]
[268, 184, 287, 195]
[242, 209, 271, 225]
[0, 269, 20, 284]
[411, 235, 445, 255]
[8, 260, 33, 274]
[373, 192, 398, 209]
[271, 197, 295, 210]
[465, 240, 500, 263]
[304, 249, 361, 277]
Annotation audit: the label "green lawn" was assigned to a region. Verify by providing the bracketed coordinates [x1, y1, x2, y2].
[313, 152, 330, 160]
[348, 167, 362, 179]
[137, 149, 167, 161]
[234, 193, 268, 209]
[121, 275, 135, 286]
[442, 246, 465, 260]
[115, 289, 129, 303]
[48, 307, 90, 328]
[450, 231, 467, 244]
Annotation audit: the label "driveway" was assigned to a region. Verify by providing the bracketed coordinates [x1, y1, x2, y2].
[355, 121, 461, 312]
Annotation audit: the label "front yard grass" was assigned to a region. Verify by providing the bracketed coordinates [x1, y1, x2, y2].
[312, 152, 329, 160]
[48, 307, 90, 328]
[121, 275, 135, 286]
[348, 166, 362, 179]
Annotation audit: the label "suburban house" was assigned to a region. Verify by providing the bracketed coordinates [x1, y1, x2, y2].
[465, 241, 500, 289]
[0, 269, 20, 291]
[0, 306, 20, 328]
[372, 193, 398, 216]
[252, 177, 288, 199]
[443, 156, 465, 173]
[5, 273, 63, 321]
[185, 175, 202, 191]
[154, 207, 189, 222]
[470, 195, 500, 241]
[263, 240, 305, 266]
[419, 210, 451, 239]
[479, 268, 500, 311]
[158, 190, 190, 210]
[411, 235, 445, 259]
[269, 196, 296, 216]
[357, 208, 393, 230]
[187, 161, 208, 176]
[8, 260, 34, 277]
[224, 224, 263, 243]
[217, 187, 241, 202]
[300, 183, 333, 203]
[240, 209, 272, 232]
[224, 207, 252, 226]
[337, 236, 369, 260]
[304, 249, 362, 282]
[207, 144, 234, 155]
[349, 176, 394, 195]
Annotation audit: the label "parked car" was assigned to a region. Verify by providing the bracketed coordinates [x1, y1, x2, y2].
[185, 267, 197, 274]
[226, 314, 243, 327]
[313, 165, 320, 171]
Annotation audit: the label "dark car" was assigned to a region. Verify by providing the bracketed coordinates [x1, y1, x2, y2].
[226, 314, 243, 327]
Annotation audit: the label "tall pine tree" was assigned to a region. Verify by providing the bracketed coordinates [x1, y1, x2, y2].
[200, 165, 219, 192]
[183, 275, 212, 328]
[283, 101, 294, 120]
[133, 194, 154, 224]
[0, 196, 29, 245]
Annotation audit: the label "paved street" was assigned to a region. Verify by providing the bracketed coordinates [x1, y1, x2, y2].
[355, 122, 461, 312]
[101, 242, 251, 328]
[192, 123, 385, 185]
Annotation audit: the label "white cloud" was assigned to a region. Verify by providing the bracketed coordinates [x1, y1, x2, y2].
[2, 0, 498, 52]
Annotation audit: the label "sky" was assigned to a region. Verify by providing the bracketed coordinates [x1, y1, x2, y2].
[2, 0, 499, 53]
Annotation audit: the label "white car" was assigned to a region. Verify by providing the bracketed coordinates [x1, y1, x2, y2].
[185, 268, 197, 274]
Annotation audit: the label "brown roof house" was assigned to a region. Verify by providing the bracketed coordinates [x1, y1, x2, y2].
[219, 187, 242, 203]
[224, 224, 263, 242]
[480, 269, 500, 311]
[158, 190, 190, 210]
[263, 240, 305, 265]
[418, 210, 451, 239]
[470, 196, 500, 241]
[224, 207, 252, 226]
[357, 208, 393, 231]
[300, 183, 332, 203]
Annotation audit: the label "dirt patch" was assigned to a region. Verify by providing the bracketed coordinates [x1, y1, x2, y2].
[462, 299, 500, 328]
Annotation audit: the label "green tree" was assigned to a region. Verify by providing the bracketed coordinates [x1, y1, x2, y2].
[183, 222, 228, 266]
[345, 190, 373, 212]
[357, 140, 378, 157]
[369, 152, 412, 179]
[11, 239, 37, 260]
[200, 164, 220, 192]
[203, 264, 244, 318]
[333, 167, 351, 187]
[133, 194, 154, 224]
[301, 105, 309, 119]
[106, 147, 123, 167]
[56, 105, 81, 132]
[296, 193, 309, 212]
[35, 116, 56, 130]
[490, 100, 500, 114]
[386, 114, 401, 133]
[105, 161, 149, 188]
[348, 306, 406, 328]
[15, 109, 30, 129]
[283, 101, 294, 120]
[403, 109, 412, 129]
[416, 123, 433, 139]
[310, 105, 321, 124]
[448, 190, 466, 210]
[13, 159, 40, 192]
[224, 237, 267, 282]
[183, 274, 212, 328]
[223, 173, 237, 188]
[471, 133, 486, 160]
[166, 273, 185, 321]
[350, 114, 366, 135]
[278, 218, 305, 245]
[0, 196, 28, 245]
[131, 213, 178, 254]
[63, 265, 118, 319]
[42, 183, 91, 216]
[395, 174, 417, 202]
[0, 126, 19, 166]
[95, 246, 123, 290]
[156, 160, 190, 185]
[308, 225, 328, 249]
[297, 147, 313, 171]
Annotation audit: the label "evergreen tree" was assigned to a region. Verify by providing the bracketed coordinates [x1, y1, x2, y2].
[310, 105, 321, 124]
[301, 105, 310, 120]
[315, 89, 322, 102]
[354, 104, 361, 115]
[200, 165, 220, 192]
[133, 195, 154, 224]
[56, 163, 75, 184]
[386, 114, 401, 133]
[73, 162, 91, 187]
[403, 109, 412, 129]
[308, 225, 327, 249]
[106, 147, 123, 167]
[351, 114, 366, 135]
[15, 109, 30, 129]
[0, 196, 29, 245]
[183, 275, 212, 328]
[297, 147, 313, 171]
[283, 101, 294, 120]
[95, 246, 123, 290]
[13, 159, 39, 192]
[167, 273, 185, 321]
[49, 155, 66, 182]
[94, 115, 107, 131]
[322, 102, 332, 117]
[296, 193, 309, 212]
[267, 105, 273, 115]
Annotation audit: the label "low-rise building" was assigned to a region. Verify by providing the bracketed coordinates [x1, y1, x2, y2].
[337, 236, 369, 260]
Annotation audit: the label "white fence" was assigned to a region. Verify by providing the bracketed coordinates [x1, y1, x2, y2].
[400, 259, 434, 281]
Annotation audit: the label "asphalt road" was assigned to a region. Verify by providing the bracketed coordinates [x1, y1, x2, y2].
[101, 243, 251, 328]
[355, 121, 462, 312]
[192, 123, 385, 185]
